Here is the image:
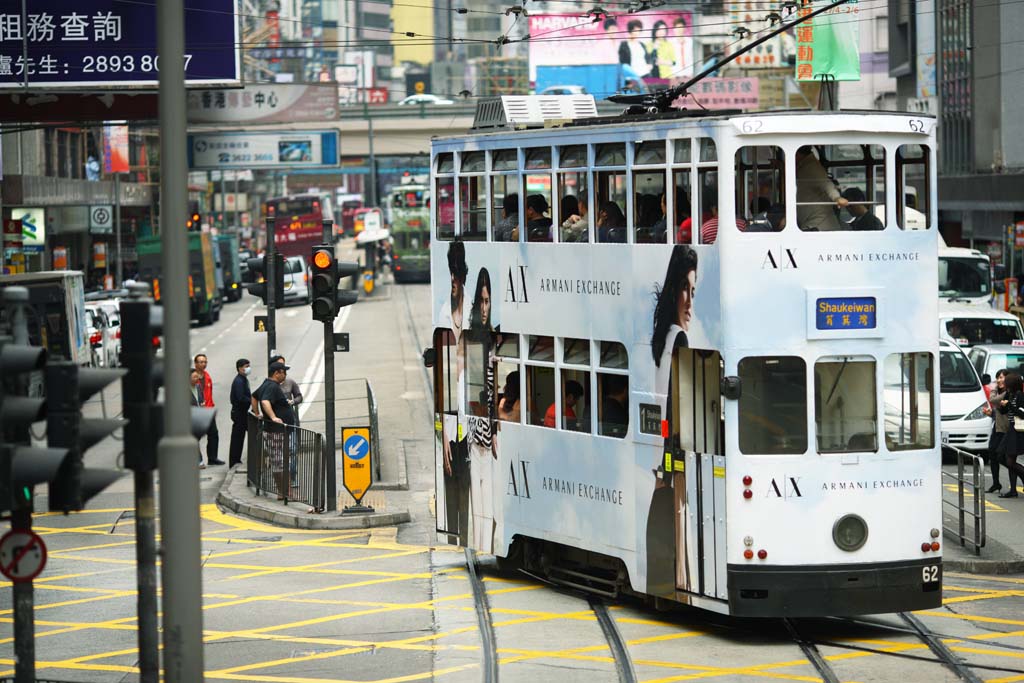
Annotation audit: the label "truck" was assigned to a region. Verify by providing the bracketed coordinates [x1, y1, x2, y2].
[0, 271, 91, 370]
[137, 232, 223, 326]
[215, 234, 243, 302]
[938, 233, 992, 306]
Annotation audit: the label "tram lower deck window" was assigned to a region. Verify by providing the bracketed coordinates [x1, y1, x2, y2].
[884, 352, 934, 450]
[738, 356, 807, 455]
[815, 358, 878, 453]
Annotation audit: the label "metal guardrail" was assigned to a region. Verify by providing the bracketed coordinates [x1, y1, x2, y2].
[247, 412, 326, 511]
[366, 379, 382, 482]
[942, 444, 986, 555]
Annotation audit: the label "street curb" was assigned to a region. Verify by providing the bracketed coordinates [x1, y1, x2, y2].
[943, 556, 1024, 574]
[216, 466, 411, 530]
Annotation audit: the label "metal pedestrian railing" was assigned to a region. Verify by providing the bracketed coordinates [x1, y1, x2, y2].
[366, 379, 382, 482]
[247, 412, 326, 511]
[941, 444, 986, 555]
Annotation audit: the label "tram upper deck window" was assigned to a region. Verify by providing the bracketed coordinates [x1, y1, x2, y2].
[437, 153, 454, 174]
[635, 170, 668, 243]
[525, 147, 551, 170]
[796, 145, 885, 232]
[595, 143, 626, 166]
[700, 139, 717, 162]
[815, 358, 878, 453]
[599, 341, 628, 369]
[459, 175, 487, 241]
[559, 145, 587, 168]
[435, 176, 455, 241]
[735, 146, 785, 233]
[461, 152, 485, 173]
[491, 174, 520, 242]
[595, 171, 627, 243]
[558, 170, 589, 243]
[898, 145, 931, 229]
[674, 139, 691, 164]
[493, 149, 518, 171]
[525, 179, 553, 242]
[564, 338, 591, 365]
[884, 353, 934, 451]
[738, 356, 807, 455]
[635, 140, 667, 166]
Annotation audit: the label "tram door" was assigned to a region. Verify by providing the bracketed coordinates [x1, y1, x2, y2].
[670, 348, 725, 599]
[433, 329, 469, 546]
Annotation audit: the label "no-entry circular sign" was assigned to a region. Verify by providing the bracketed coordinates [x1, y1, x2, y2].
[0, 529, 47, 583]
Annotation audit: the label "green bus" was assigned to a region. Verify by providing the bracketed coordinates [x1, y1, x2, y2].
[387, 183, 430, 283]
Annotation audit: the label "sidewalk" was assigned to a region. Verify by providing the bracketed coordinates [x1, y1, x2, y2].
[941, 468, 1024, 574]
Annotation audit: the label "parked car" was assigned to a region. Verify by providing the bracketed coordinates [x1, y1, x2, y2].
[85, 303, 118, 368]
[539, 85, 587, 96]
[937, 338, 990, 453]
[397, 94, 454, 106]
[281, 255, 310, 306]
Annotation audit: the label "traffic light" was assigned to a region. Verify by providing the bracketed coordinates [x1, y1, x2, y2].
[245, 253, 284, 306]
[310, 244, 359, 322]
[120, 297, 216, 472]
[46, 362, 125, 512]
[0, 336, 66, 514]
[187, 212, 202, 230]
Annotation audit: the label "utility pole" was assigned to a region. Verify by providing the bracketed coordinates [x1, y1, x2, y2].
[265, 216, 277, 358]
[367, 117, 378, 208]
[156, 0, 205, 680]
[114, 173, 123, 288]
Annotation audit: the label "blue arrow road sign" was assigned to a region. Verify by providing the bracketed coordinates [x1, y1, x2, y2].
[344, 434, 369, 461]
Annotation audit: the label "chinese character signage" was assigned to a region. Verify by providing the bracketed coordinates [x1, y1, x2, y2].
[672, 77, 759, 110]
[0, 1, 240, 88]
[187, 84, 338, 125]
[103, 124, 129, 173]
[795, 0, 861, 82]
[816, 297, 876, 330]
[727, 2, 785, 69]
[187, 131, 340, 170]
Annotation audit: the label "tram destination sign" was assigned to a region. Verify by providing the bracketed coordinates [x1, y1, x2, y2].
[816, 297, 877, 331]
[0, 0, 240, 89]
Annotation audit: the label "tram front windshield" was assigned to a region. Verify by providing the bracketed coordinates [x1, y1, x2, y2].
[939, 350, 981, 393]
[939, 256, 990, 300]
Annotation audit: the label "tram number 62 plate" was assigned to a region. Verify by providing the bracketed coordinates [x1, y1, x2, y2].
[922, 565, 940, 583]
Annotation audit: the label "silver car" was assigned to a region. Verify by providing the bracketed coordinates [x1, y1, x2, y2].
[281, 255, 310, 306]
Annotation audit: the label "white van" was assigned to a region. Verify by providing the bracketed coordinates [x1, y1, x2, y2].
[938, 339, 991, 452]
[938, 301, 1023, 348]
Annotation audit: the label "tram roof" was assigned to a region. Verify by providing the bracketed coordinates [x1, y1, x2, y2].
[432, 108, 936, 146]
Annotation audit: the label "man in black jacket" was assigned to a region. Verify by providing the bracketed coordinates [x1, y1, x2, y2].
[228, 358, 252, 467]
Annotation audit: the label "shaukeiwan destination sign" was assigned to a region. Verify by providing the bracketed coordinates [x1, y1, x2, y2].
[0, 0, 240, 89]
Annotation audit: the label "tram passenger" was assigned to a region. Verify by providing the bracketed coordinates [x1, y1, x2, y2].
[636, 193, 662, 243]
[600, 374, 629, 437]
[996, 372, 1024, 498]
[559, 195, 579, 226]
[597, 201, 627, 243]
[561, 194, 590, 242]
[544, 380, 584, 428]
[795, 146, 848, 231]
[498, 370, 521, 422]
[673, 187, 693, 243]
[841, 187, 884, 231]
[699, 188, 746, 244]
[494, 193, 519, 242]
[525, 194, 553, 242]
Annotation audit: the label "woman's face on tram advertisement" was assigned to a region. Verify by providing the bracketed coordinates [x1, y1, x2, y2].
[677, 269, 696, 331]
[478, 284, 491, 327]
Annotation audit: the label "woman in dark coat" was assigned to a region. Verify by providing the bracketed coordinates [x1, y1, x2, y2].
[996, 372, 1024, 498]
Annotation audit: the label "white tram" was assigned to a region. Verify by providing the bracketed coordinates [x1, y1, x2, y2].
[428, 99, 942, 617]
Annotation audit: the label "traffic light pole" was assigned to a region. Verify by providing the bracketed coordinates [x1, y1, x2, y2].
[265, 216, 277, 359]
[157, 1, 205, 680]
[322, 220, 337, 511]
[4, 287, 37, 683]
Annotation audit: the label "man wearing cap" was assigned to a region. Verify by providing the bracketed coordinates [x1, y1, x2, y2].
[525, 194, 553, 242]
[269, 354, 303, 425]
[228, 358, 252, 467]
[260, 362, 297, 426]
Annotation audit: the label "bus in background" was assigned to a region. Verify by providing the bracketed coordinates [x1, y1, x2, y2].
[264, 193, 335, 258]
[387, 181, 431, 282]
[336, 192, 363, 238]
[938, 233, 992, 307]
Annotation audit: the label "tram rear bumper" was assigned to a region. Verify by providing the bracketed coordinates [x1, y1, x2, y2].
[727, 558, 943, 617]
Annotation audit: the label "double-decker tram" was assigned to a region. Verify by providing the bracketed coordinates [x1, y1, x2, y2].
[427, 92, 942, 617]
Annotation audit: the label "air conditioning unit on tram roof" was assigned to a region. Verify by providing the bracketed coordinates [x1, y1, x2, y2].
[471, 95, 599, 130]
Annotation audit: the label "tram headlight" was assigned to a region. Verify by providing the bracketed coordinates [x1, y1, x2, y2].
[832, 514, 869, 552]
[964, 403, 988, 421]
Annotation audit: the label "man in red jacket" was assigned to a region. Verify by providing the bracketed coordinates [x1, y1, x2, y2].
[194, 353, 225, 466]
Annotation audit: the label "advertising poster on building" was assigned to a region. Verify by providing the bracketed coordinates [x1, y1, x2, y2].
[103, 124, 129, 173]
[795, 0, 861, 82]
[672, 77, 760, 110]
[187, 131, 339, 170]
[187, 83, 338, 125]
[527, 12, 693, 90]
[727, 2, 787, 69]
